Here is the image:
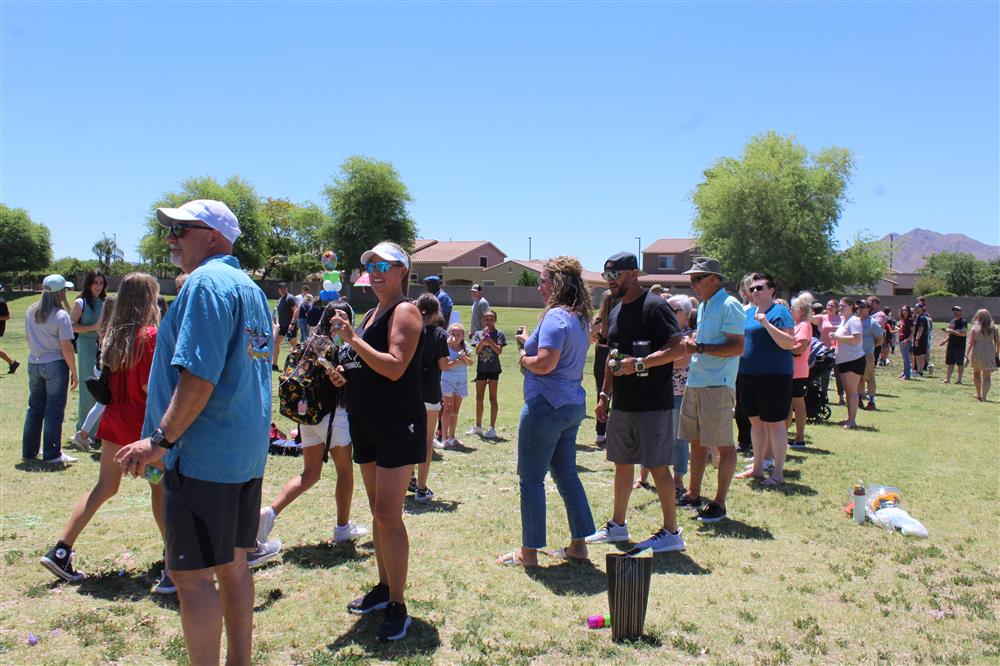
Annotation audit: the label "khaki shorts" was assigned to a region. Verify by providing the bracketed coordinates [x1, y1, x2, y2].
[863, 352, 876, 382]
[677, 386, 736, 446]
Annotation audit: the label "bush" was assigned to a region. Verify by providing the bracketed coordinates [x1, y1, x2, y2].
[913, 274, 947, 296]
[922, 290, 957, 298]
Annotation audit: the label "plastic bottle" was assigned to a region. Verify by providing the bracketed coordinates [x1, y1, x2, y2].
[852, 481, 866, 525]
[587, 614, 611, 629]
[608, 348, 621, 373]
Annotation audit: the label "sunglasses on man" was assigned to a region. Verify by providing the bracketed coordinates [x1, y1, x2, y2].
[166, 222, 215, 238]
[364, 261, 404, 274]
[748, 284, 768, 293]
[602, 269, 622, 281]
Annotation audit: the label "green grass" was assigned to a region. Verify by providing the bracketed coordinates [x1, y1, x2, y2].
[1, 296, 998, 664]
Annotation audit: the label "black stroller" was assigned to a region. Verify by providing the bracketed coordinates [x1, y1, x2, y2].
[805, 339, 836, 422]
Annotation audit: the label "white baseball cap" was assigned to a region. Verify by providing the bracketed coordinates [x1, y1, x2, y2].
[43, 274, 74, 291]
[156, 199, 241, 245]
[360, 242, 410, 269]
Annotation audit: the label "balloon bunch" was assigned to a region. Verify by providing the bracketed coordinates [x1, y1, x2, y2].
[320, 250, 342, 301]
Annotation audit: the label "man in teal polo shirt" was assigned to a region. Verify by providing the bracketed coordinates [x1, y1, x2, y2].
[677, 258, 746, 523]
[115, 199, 272, 666]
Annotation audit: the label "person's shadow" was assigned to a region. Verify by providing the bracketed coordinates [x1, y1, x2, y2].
[404, 499, 461, 515]
[525, 561, 607, 595]
[324, 614, 441, 656]
[695, 518, 775, 540]
[282, 541, 374, 569]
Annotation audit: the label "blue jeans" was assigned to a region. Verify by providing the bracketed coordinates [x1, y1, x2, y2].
[297, 318, 310, 342]
[900, 340, 912, 379]
[23, 360, 70, 460]
[671, 397, 689, 476]
[517, 396, 595, 549]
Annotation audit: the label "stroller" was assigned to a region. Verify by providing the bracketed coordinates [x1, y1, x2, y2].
[805, 338, 836, 422]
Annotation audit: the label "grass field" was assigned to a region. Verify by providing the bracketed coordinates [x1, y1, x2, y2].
[1, 295, 998, 665]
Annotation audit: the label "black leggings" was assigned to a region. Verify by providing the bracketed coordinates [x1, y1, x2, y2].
[734, 373, 752, 449]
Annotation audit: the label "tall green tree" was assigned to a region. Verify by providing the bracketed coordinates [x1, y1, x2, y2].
[92, 234, 125, 273]
[138, 176, 266, 275]
[0, 204, 53, 272]
[691, 131, 881, 293]
[322, 155, 417, 271]
[836, 234, 891, 292]
[259, 198, 330, 280]
[920, 251, 990, 296]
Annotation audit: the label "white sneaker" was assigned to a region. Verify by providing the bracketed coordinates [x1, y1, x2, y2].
[594, 434, 607, 445]
[466, 425, 483, 436]
[635, 527, 685, 553]
[69, 433, 93, 452]
[247, 540, 282, 568]
[432, 438, 446, 450]
[257, 506, 276, 542]
[333, 522, 369, 542]
[585, 520, 630, 544]
[42, 453, 78, 465]
[763, 458, 775, 472]
[484, 427, 497, 439]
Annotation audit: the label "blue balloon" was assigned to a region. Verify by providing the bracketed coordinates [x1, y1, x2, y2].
[320, 289, 339, 301]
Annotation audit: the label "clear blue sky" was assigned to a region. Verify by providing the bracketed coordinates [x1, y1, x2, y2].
[2, 1, 997, 272]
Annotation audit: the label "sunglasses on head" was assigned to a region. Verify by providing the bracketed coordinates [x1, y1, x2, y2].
[364, 261, 403, 274]
[602, 269, 621, 281]
[749, 284, 768, 293]
[167, 222, 215, 238]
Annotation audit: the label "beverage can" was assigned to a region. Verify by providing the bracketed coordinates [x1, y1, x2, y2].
[145, 465, 164, 485]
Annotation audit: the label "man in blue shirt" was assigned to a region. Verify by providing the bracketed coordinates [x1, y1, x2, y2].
[424, 276, 453, 325]
[677, 258, 746, 523]
[115, 200, 272, 666]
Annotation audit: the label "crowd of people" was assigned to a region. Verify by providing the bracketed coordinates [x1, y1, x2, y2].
[13, 198, 1000, 660]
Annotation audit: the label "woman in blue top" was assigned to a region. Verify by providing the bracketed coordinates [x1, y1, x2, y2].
[734, 273, 795, 487]
[70, 269, 106, 435]
[497, 256, 596, 567]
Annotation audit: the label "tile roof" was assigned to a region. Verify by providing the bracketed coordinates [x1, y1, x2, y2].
[411, 241, 504, 263]
[503, 259, 605, 285]
[644, 238, 699, 254]
[412, 239, 438, 253]
[638, 274, 694, 286]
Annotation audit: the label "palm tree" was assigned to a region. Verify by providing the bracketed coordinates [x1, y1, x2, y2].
[92, 234, 125, 273]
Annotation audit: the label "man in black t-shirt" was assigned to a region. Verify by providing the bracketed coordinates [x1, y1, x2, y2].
[942, 305, 967, 384]
[589, 252, 688, 554]
[272, 283, 297, 371]
[0, 288, 20, 374]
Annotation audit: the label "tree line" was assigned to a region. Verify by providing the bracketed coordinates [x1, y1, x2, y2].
[5, 134, 992, 296]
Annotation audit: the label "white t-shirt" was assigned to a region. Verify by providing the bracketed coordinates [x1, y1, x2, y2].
[834, 316, 864, 363]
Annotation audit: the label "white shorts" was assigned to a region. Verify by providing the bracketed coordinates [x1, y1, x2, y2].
[424, 402, 442, 412]
[297, 408, 351, 448]
[441, 375, 468, 398]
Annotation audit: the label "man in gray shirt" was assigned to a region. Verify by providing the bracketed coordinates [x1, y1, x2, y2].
[470, 284, 489, 337]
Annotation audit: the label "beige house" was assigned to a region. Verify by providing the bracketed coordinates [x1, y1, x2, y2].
[409, 239, 507, 286]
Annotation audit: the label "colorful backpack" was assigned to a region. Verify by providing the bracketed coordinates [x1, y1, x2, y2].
[278, 335, 339, 425]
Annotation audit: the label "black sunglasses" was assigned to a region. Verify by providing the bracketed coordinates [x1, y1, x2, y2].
[690, 274, 711, 284]
[749, 284, 768, 293]
[167, 222, 215, 238]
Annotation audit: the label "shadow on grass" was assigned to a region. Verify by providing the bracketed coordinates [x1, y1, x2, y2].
[444, 442, 478, 453]
[575, 444, 604, 453]
[404, 499, 461, 514]
[325, 614, 440, 656]
[751, 479, 818, 496]
[650, 552, 710, 575]
[254, 588, 284, 612]
[14, 460, 76, 472]
[614, 634, 663, 647]
[526, 561, 607, 595]
[799, 446, 834, 455]
[576, 464, 598, 474]
[283, 541, 373, 569]
[75, 563, 165, 604]
[695, 518, 774, 541]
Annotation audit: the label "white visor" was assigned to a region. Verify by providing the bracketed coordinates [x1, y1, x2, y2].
[360, 243, 410, 269]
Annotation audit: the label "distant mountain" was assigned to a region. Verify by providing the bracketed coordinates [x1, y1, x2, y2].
[879, 229, 999, 273]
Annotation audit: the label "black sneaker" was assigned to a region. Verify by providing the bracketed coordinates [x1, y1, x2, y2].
[407, 477, 417, 494]
[40, 545, 85, 582]
[8, 360, 20, 374]
[674, 486, 688, 501]
[377, 601, 412, 641]
[789, 440, 806, 449]
[676, 494, 703, 511]
[415, 487, 434, 502]
[696, 501, 727, 524]
[348, 583, 390, 615]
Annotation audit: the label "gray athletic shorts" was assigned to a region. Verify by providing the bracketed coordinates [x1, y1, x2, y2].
[605, 409, 674, 467]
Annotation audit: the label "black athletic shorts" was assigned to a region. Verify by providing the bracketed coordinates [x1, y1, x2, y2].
[475, 371, 501, 382]
[278, 324, 290, 337]
[911, 344, 927, 356]
[738, 374, 792, 423]
[349, 413, 427, 468]
[163, 469, 262, 571]
[791, 377, 809, 399]
[945, 346, 965, 366]
[836, 356, 867, 376]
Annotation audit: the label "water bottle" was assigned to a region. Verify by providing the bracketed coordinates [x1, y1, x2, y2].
[852, 481, 866, 525]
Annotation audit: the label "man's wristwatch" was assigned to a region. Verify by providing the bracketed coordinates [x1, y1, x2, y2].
[150, 427, 175, 450]
[697, 343, 706, 354]
[634, 358, 646, 374]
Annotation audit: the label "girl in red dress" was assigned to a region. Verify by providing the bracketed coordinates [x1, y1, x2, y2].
[40, 273, 168, 589]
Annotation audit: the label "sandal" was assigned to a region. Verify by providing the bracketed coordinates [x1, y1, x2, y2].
[734, 469, 765, 480]
[761, 477, 784, 487]
[496, 550, 538, 568]
[544, 547, 590, 565]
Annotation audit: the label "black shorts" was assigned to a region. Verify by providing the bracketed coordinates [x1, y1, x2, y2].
[163, 469, 262, 571]
[873, 344, 882, 358]
[945, 346, 965, 366]
[475, 371, 501, 382]
[791, 377, 809, 398]
[349, 412, 427, 468]
[278, 324, 290, 337]
[738, 374, 792, 423]
[836, 356, 867, 376]
[912, 343, 927, 356]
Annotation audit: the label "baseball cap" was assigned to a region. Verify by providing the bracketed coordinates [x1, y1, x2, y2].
[43, 274, 74, 291]
[423, 275, 442, 283]
[156, 200, 241, 244]
[277, 282, 288, 288]
[471, 284, 482, 292]
[360, 242, 410, 269]
[952, 305, 962, 311]
[604, 252, 639, 271]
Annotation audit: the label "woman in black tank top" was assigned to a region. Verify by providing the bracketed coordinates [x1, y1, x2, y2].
[329, 241, 424, 642]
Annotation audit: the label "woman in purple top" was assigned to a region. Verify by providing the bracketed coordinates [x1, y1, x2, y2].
[497, 256, 595, 567]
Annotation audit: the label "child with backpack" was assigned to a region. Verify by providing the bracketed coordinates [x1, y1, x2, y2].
[255, 301, 368, 562]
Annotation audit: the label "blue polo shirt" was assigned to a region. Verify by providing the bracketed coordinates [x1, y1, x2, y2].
[861, 316, 880, 354]
[687, 288, 746, 389]
[143, 255, 273, 484]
